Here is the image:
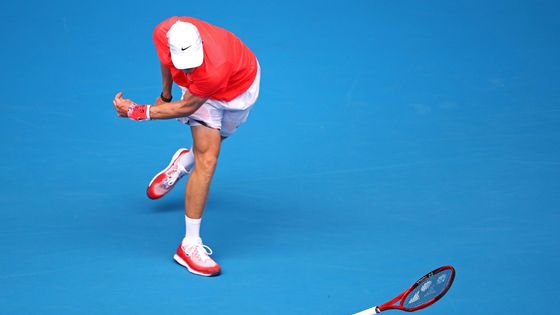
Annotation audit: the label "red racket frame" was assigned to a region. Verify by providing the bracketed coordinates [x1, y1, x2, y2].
[377, 265, 455, 312]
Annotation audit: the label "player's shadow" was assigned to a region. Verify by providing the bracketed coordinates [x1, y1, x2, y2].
[147, 189, 227, 213]
[203, 192, 284, 258]
[149, 195, 184, 212]
[146, 189, 286, 258]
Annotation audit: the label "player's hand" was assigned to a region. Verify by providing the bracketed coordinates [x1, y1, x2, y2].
[113, 92, 151, 121]
[113, 92, 135, 117]
[154, 93, 172, 106]
[154, 96, 167, 106]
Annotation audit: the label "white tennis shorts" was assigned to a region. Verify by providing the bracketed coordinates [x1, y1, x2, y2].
[177, 62, 261, 137]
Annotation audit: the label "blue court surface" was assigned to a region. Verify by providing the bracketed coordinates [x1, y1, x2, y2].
[1, 1, 559, 314]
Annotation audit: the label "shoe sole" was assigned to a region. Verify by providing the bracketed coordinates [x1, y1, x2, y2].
[146, 149, 189, 199]
[173, 254, 220, 277]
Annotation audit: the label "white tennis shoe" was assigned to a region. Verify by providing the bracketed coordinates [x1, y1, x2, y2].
[146, 148, 190, 199]
[174, 240, 221, 276]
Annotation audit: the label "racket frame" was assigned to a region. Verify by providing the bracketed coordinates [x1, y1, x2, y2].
[377, 265, 455, 312]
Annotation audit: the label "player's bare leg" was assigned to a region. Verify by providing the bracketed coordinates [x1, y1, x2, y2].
[173, 124, 222, 276]
[185, 125, 222, 219]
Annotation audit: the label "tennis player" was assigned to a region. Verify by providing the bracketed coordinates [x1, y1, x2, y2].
[112, 16, 260, 276]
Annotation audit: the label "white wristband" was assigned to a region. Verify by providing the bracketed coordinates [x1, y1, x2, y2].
[146, 105, 152, 120]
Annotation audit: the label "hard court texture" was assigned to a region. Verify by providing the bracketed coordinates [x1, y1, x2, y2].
[1, 1, 559, 314]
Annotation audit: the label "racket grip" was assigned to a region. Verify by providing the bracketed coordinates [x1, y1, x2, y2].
[352, 306, 379, 315]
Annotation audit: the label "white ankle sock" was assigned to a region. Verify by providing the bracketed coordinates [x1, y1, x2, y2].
[183, 215, 202, 245]
[178, 149, 195, 173]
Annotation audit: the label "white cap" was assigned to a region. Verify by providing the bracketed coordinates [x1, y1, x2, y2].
[167, 21, 204, 69]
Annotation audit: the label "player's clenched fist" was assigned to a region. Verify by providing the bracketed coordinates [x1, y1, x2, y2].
[113, 92, 134, 117]
[113, 92, 151, 121]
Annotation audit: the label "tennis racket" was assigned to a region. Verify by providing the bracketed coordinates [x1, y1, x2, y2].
[353, 265, 455, 315]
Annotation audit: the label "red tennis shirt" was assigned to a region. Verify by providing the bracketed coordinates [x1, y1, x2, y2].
[153, 17, 258, 102]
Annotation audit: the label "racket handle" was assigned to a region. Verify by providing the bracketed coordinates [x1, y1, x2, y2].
[352, 306, 379, 315]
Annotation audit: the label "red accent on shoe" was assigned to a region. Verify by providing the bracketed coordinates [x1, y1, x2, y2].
[173, 244, 221, 277]
[146, 149, 190, 199]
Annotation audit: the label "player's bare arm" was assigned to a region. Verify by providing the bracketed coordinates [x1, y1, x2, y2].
[155, 62, 173, 106]
[112, 91, 207, 120]
[150, 92, 207, 119]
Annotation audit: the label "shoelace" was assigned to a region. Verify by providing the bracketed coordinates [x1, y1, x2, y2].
[162, 166, 184, 188]
[185, 244, 214, 263]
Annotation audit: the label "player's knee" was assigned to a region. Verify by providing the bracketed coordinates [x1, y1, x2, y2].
[196, 154, 218, 175]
